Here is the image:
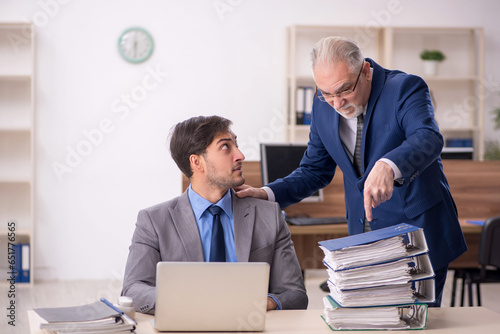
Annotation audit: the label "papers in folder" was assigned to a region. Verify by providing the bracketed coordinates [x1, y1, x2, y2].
[322, 296, 428, 330]
[318, 223, 434, 330]
[319, 223, 429, 271]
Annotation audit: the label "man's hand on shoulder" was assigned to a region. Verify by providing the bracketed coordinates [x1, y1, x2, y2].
[234, 184, 268, 200]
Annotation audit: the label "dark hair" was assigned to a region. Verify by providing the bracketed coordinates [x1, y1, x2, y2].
[169, 115, 232, 178]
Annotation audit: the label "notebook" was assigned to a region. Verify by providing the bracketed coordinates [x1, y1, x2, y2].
[154, 261, 270, 332]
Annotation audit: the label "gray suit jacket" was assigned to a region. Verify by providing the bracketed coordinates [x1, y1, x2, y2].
[121, 190, 308, 314]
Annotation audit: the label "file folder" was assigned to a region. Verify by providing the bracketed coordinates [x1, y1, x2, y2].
[13, 244, 22, 283]
[319, 223, 429, 270]
[20, 243, 30, 283]
[322, 295, 429, 330]
[327, 277, 436, 307]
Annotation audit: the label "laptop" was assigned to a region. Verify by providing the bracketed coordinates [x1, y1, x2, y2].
[154, 262, 270, 332]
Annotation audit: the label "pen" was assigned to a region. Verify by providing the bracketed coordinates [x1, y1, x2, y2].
[100, 297, 137, 325]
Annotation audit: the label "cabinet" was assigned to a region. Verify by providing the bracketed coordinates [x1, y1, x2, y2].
[286, 25, 484, 160]
[0, 23, 34, 284]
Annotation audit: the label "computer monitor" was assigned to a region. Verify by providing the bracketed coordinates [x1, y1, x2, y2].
[260, 143, 323, 202]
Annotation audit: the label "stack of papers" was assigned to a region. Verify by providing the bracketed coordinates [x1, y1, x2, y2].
[318, 223, 434, 330]
[320, 235, 409, 270]
[322, 296, 428, 330]
[34, 300, 136, 333]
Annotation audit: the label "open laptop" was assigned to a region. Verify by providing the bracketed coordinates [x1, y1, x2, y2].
[154, 262, 270, 332]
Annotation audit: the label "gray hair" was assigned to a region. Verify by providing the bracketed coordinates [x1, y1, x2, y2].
[311, 36, 364, 73]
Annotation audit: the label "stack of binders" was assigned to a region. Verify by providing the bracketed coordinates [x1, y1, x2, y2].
[318, 223, 435, 330]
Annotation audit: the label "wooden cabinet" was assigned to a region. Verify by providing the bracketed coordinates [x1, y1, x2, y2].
[286, 25, 484, 160]
[0, 22, 35, 284]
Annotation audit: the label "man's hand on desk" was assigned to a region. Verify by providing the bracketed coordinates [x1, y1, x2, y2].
[267, 297, 278, 310]
[234, 184, 268, 200]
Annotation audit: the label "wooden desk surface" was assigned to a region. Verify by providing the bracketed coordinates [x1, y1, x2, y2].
[29, 307, 500, 333]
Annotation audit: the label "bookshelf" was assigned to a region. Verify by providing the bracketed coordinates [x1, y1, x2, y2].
[286, 25, 484, 160]
[286, 25, 384, 143]
[0, 22, 35, 284]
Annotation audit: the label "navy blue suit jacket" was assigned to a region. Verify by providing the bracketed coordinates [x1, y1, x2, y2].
[269, 59, 467, 270]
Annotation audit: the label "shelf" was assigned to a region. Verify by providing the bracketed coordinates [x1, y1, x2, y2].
[291, 124, 312, 130]
[0, 228, 32, 237]
[0, 131, 32, 180]
[0, 183, 32, 229]
[442, 147, 474, 153]
[286, 25, 484, 159]
[0, 178, 31, 184]
[422, 76, 479, 82]
[0, 78, 32, 129]
[0, 22, 34, 283]
[0, 24, 34, 76]
[440, 127, 478, 133]
[0, 74, 31, 80]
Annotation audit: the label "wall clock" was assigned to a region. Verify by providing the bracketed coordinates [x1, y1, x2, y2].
[118, 27, 154, 63]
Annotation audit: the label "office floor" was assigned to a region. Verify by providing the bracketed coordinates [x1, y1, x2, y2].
[4, 270, 500, 334]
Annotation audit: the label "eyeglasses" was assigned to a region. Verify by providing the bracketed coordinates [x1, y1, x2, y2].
[316, 62, 364, 102]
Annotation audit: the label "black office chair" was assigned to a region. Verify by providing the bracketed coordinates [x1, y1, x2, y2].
[451, 216, 500, 306]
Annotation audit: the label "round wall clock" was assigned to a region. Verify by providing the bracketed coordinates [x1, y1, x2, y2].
[118, 27, 154, 63]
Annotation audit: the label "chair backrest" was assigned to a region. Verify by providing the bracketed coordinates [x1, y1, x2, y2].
[478, 216, 500, 274]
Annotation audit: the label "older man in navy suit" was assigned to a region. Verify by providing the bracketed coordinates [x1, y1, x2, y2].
[236, 36, 467, 307]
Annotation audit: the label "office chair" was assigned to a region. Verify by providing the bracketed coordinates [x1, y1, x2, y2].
[451, 216, 500, 306]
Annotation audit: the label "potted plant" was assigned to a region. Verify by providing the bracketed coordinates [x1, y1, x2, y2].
[420, 50, 446, 76]
[485, 106, 500, 160]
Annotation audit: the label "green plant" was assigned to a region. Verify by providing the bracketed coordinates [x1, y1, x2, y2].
[493, 107, 500, 130]
[420, 50, 446, 61]
[484, 140, 500, 160]
[484, 107, 500, 160]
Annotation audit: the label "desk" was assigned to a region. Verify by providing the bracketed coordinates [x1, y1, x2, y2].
[28, 307, 500, 333]
[289, 219, 483, 270]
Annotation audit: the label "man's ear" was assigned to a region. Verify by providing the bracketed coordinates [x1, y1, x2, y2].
[362, 61, 372, 81]
[189, 154, 204, 174]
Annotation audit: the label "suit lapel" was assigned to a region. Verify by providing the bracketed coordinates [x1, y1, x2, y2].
[169, 191, 204, 261]
[231, 192, 255, 262]
[363, 59, 385, 151]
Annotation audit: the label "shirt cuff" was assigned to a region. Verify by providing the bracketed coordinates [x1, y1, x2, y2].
[378, 158, 403, 183]
[268, 295, 282, 310]
[262, 186, 276, 202]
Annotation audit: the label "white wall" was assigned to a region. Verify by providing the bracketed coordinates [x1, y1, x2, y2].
[1, 0, 500, 280]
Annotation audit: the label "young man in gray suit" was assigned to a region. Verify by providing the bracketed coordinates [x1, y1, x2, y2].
[121, 115, 308, 314]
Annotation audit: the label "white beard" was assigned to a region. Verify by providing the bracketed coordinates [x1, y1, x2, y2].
[335, 103, 366, 120]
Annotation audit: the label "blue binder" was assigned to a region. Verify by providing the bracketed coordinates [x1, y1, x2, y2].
[319, 223, 429, 270]
[319, 223, 426, 252]
[20, 243, 30, 283]
[13, 244, 22, 283]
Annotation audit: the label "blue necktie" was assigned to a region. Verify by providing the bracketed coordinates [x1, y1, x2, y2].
[207, 205, 225, 262]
